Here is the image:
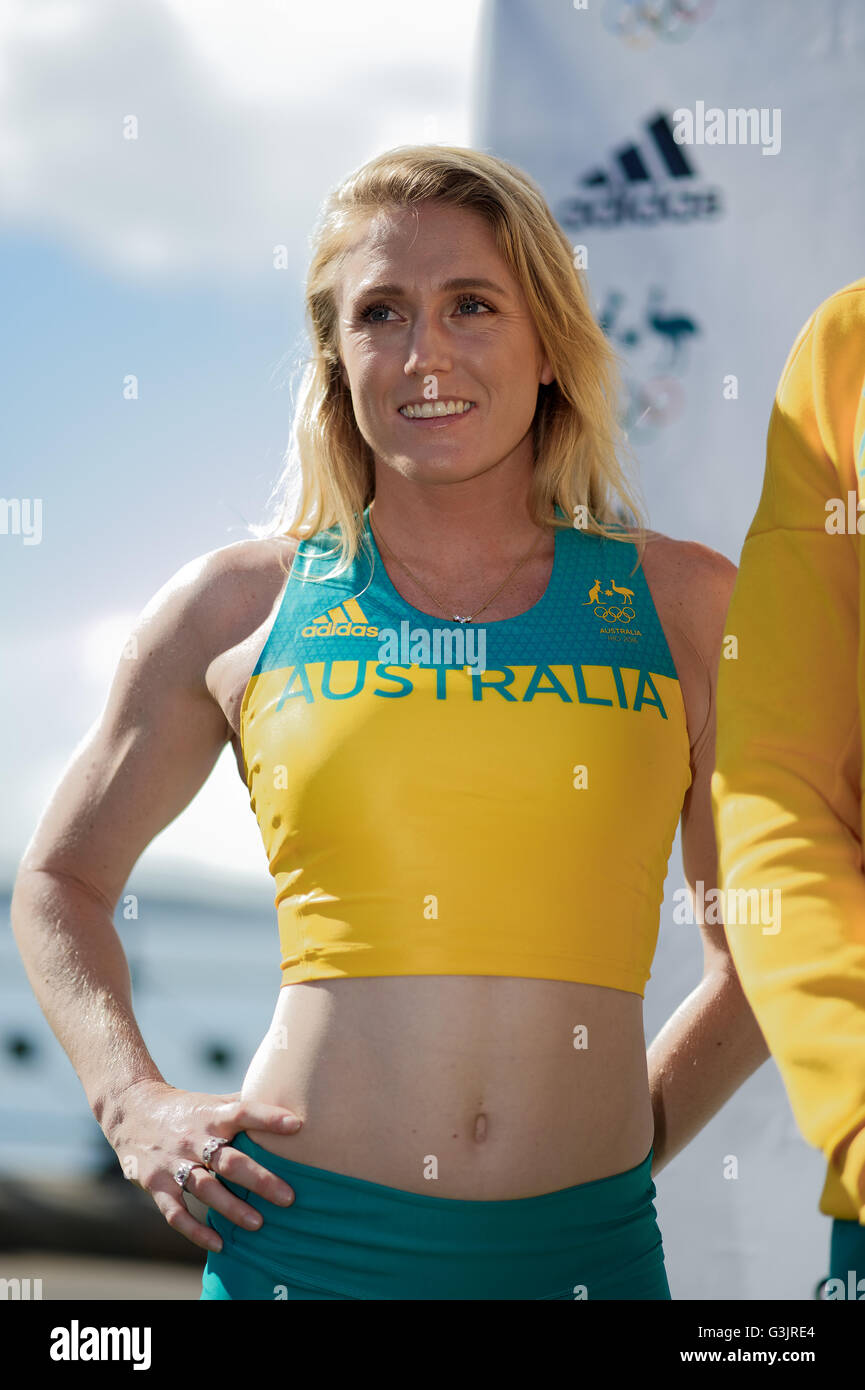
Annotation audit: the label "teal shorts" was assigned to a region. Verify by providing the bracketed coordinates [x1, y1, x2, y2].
[815, 1219, 865, 1299]
[200, 1132, 670, 1300]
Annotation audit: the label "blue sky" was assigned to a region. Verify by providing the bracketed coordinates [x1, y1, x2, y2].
[0, 0, 484, 889]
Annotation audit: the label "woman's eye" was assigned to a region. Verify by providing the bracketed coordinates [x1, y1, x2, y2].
[358, 303, 395, 323]
[456, 295, 493, 315]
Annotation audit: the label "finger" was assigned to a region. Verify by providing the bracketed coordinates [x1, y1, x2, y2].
[209, 1098, 303, 1135]
[150, 1185, 224, 1254]
[206, 1143, 295, 1206]
[186, 1167, 270, 1229]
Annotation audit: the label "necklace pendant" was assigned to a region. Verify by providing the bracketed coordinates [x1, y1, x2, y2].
[453, 615, 471, 624]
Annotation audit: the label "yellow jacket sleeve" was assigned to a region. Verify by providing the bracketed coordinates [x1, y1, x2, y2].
[711, 278, 865, 1224]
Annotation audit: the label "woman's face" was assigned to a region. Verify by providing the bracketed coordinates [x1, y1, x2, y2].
[334, 200, 554, 490]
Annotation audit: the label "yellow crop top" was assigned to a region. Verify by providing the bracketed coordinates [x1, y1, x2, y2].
[240, 507, 692, 995]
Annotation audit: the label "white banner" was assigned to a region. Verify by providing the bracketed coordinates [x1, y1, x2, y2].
[474, 0, 865, 551]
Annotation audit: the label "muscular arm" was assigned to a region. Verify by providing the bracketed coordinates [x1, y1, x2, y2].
[10, 549, 236, 1132]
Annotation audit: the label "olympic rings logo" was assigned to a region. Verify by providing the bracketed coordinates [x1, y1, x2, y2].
[594, 604, 636, 624]
[602, 0, 715, 46]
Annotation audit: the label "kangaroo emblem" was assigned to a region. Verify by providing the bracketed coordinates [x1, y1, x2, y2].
[585, 576, 638, 629]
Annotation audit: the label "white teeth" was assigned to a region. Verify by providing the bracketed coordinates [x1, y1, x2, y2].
[399, 400, 474, 418]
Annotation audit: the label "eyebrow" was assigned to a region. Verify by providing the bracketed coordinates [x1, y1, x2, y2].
[350, 276, 510, 301]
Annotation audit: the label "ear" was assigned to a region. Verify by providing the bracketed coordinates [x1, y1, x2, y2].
[539, 354, 554, 387]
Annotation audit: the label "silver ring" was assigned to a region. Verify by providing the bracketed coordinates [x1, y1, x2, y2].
[201, 1136, 229, 1170]
[173, 1160, 204, 1190]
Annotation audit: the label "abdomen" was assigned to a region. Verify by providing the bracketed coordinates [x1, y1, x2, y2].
[241, 973, 654, 1198]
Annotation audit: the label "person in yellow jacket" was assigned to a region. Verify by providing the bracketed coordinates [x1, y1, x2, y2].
[712, 276, 865, 1299]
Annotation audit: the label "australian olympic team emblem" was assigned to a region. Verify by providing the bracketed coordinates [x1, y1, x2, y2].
[584, 577, 636, 626]
[603, 0, 715, 48]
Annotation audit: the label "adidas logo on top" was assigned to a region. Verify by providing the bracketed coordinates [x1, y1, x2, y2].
[302, 598, 379, 638]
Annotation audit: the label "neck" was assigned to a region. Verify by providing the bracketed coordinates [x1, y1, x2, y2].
[369, 461, 549, 571]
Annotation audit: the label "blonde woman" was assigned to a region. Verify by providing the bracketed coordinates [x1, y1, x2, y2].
[11, 146, 768, 1301]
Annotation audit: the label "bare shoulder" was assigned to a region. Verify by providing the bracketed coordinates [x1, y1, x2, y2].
[634, 528, 737, 661]
[175, 534, 301, 743]
[625, 529, 737, 756]
[127, 533, 300, 728]
[183, 533, 300, 653]
[116, 534, 297, 684]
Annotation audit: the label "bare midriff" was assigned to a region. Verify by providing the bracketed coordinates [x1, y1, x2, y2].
[240, 974, 654, 1199]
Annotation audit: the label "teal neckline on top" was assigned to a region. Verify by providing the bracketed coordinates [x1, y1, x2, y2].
[361, 503, 567, 630]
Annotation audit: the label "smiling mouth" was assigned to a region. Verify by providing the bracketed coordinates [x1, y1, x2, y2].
[398, 400, 476, 418]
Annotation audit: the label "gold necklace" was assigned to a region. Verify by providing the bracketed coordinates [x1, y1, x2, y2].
[369, 505, 547, 624]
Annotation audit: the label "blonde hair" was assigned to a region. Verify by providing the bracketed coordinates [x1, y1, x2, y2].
[253, 144, 648, 576]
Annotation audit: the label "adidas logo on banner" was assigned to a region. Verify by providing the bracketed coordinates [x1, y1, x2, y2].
[557, 111, 724, 231]
[301, 598, 379, 637]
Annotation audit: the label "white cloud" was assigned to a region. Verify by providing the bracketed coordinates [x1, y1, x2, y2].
[0, 0, 484, 280]
[79, 611, 139, 684]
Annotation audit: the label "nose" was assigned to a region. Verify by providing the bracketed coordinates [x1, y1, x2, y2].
[403, 310, 454, 381]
